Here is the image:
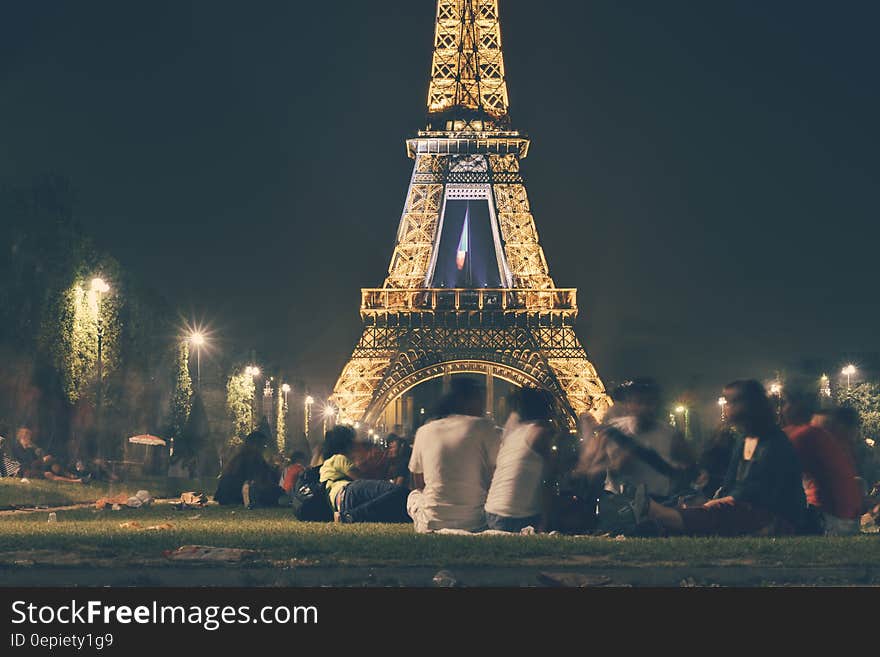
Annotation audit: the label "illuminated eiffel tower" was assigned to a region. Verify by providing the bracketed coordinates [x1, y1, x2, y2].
[331, 0, 610, 430]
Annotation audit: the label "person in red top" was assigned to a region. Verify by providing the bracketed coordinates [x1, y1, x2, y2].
[279, 451, 307, 495]
[782, 389, 861, 535]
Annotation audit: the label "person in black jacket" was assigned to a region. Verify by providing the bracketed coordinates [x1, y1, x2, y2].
[214, 431, 283, 508]
[634, 380, 806, 536]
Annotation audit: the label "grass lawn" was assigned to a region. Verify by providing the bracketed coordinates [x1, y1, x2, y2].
[0, 475, 216, 508]
[1, 479, 878, 578]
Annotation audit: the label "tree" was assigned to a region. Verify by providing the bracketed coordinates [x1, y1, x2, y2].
[172, 391, 209, 475]
[168, 341, 192, 445]
[836, 382, 880, 440]
[226, 371, 254, 447]
[276, 386, 286, 454]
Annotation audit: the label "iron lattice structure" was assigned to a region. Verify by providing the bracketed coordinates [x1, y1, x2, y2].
[331, 0, 611, 429]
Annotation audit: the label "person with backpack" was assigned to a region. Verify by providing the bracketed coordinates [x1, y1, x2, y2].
[319, 426, 410, 523]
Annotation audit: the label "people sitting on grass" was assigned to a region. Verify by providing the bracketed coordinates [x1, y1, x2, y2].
[407, 377, 501, 533]
[319, 426, 410, 523]
[577, 378, 696, 504]
[783, 388, 862, 535]
[215, 431, 284, 508]
[812, 406, 876, 496]
[384, 434, 412, 487]
[279, 451, 308, 496]
[484, 387, 556, 532]
[633, 380, 806, 536]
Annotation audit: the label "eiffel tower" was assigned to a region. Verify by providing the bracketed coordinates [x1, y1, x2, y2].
[331, 0, 611, 430]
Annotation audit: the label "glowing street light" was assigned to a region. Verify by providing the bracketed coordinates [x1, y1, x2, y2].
[90, 277, 110, 295]
[718, 396, 728, 422]
[842, 364, 857, 388]
[674, 405, 690, 439]
[769, 382, 782, 397]
[281, 383, 291, 407]
[819, 374, 831, 399]
[188, 331, 206, 388]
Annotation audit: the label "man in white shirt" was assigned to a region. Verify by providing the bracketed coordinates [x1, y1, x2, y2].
[407, 378, 501, 532]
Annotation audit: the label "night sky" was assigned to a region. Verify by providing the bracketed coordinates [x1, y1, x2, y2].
[2, 1, 878, 411]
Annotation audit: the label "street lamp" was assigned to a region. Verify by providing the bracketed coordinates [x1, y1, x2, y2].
[189, 331, 206, 389]
[674, 405, 690, 439]
[842, 364, 857, 389]
[281, 383, 291, 408]
[322, 404, 337, 437]
[244, 366, 261, 430]
[718, 397, 728, 422]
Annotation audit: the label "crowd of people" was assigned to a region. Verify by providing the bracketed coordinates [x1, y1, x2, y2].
[212, 373, 877, 537]
[0, 427, 118, 485]
[8, 371, 872, 539]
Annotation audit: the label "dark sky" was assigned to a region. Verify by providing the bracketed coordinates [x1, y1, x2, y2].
[2, 1, 878, 412]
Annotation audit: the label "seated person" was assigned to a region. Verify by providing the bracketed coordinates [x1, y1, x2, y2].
[635, 380, 806, 536]
[214, 431, 283, 508]
[320, 426, 410, 523]
[74, 458, 118, 483]
[279, 451, 307, 495]
[812, 407, 875, 497]
[40, 455, 87, 484]
[0, 435, 21, 478]
[783, 390, 862, 535]
[407, 378, 501, 532]
[12, 428, 40, 473]
[578, 378, 696, 504]
[384, 435, 412, 487]
[694, 425, 738, 500]
[484, 387, 556, 532]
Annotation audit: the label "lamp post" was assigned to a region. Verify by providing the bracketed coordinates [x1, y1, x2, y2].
[718, 397, 728, 422]
[842, 364, 857, 389]
[189, 331, 206, 389]
[675, 405, 690, 439]
[322, 404, 337, 438]
[245, 366, 261, 431]
[281, 383, 290, 409]
[819, 374, 831, 407]
[769, 382, 783, 422]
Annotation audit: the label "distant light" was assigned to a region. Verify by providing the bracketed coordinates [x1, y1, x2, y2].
[250, 366, 261, 377]
[675, 405, 686, 414]
[420, 408, 425, 415]
[90, 277, 110, 294]
[354, 422, 360, 429]
[189, 331, 206, 347]
[769, 383, 782, 396]
[305, 395, 314, 406]
[281, 383, 291, 393]
[842, 364, 857, 377]
[717, 397, 727, 406]
[866, 438, 876, 448]
[323, 405, 336, 418]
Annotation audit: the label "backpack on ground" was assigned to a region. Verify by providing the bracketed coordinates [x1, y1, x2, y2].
[290, 465, 333, 522]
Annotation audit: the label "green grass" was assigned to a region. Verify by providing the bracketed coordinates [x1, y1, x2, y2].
[1, 504, 878, 569]
[2, 479, 878, 571]
[0, 476, 216, 508]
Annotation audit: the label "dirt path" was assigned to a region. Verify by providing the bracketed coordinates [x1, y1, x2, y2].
[0, 498, 182, 516]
